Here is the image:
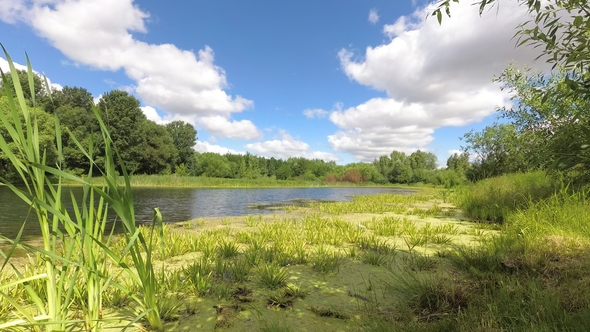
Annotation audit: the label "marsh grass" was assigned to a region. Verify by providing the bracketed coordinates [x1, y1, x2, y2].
[310, 245, 342, 274]
[257, 264, 288, 289]
[0, 49, 168, 331]
[454, 171, 556, 223]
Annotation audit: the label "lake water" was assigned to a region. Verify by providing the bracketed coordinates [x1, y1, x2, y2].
[0, 186, 414, 239]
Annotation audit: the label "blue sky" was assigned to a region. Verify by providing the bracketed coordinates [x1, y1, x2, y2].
[0, 0, 541, 165]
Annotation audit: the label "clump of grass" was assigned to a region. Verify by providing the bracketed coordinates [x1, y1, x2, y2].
[267, 290, 294, 309]
[361, 251, 390, 266]
[229, 258, 251, 282]
[217, 240, 240, 258]
[244, 215, 262, 227]
[285, 283, 310, 299]
[158, 295, 183, 322]
[184, 259, 213, 296]
[454, 171, 555, 223]
[257, 263, 288, 289]
[310, 245, 342, 274]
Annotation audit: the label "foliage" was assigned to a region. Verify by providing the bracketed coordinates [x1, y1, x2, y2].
[496, 64, 590, 179]
[454, 171, 556, 222]
[373, 150, 440, 184]
[461, 123, 536, 180]
[165, 120, 197, 174]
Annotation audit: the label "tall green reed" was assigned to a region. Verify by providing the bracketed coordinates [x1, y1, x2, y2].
[0, 48, 164, 331]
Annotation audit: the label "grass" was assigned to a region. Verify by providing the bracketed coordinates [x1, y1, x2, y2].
[257, 263, 288, 289]
[454, 171, 556, 222]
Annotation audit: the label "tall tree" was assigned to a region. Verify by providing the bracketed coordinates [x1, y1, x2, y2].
[97, 90, 148, 173]
[165, 120, 197, 172]
[138, 120, 178, 174]
[44, 86, 94, 114]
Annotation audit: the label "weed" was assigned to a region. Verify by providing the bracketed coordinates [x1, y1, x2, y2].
[310, 245, 342, 274]
[229, 258, 251, 282]
[362, 251, 390, 266]
[285, 283, 310, 299]
[257, 263, 288, 289]
[217, 240, 240, 258]
[267, 290, 293, 309]
[158, 295, 182, 322]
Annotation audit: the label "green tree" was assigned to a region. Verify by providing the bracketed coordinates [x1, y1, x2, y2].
[53, 104, 100, 174]
[44, 86, 94, 114]
[446, 152, 471, 174]
[461, 123, 532, 180]
[165, 120, 197, 173]
[275, 163, 293, 180]
[138, 120, 178, 174]
[97, 90, 148, 173]
[409, 150, 438, 171]
[435, 0, 590, 177]
[0, 69, 45, 104]
[495, 64, 590, 174]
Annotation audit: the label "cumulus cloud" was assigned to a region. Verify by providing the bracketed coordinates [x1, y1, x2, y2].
[368, 8, 379, 24]
[331, 1, 543, 161]
[245, 130, 338, 161]
[303, 108, 328, 119]
[447, 149, 462, 156]
[1, 0, 258, 139]
[140, 106, 168, 124]
[197, 116, 262, 140]
[194, 141, 244, 155]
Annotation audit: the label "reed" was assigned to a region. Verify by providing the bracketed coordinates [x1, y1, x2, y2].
[0, 49, 164, 330]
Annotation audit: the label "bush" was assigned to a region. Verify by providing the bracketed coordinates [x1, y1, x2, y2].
[454, 171, 556, 223]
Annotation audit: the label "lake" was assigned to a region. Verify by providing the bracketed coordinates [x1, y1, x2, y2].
[0, 186, 414, 239]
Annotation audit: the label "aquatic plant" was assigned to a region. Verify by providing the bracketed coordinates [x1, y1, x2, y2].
[257, 263, 288, 289]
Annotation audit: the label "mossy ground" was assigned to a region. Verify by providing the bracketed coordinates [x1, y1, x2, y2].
[4, 185, 588, 331]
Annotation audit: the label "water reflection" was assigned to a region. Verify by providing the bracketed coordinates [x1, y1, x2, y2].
[0, 186, 413, 239]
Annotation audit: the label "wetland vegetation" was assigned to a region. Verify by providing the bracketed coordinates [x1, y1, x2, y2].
[3, 1, 590, 330]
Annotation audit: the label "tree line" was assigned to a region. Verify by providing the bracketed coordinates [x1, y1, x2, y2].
[5, 61, 585, 187]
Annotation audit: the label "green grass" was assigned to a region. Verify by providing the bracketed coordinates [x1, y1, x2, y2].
[454, 171, 556, 222]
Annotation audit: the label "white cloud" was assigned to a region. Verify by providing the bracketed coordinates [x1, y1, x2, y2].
[1, 0, 259, 139]
[303, 108, 328, 119]
[197, 115, 262, 140]
[194, 141, 244, 155]
[447, 149, 462, 156]
[140, 105, 168, 124]
[331, 1, 543, 161]
[368, 8, 379, 24]
[93, 94, 102, 106]
[245, 130, 338, 161]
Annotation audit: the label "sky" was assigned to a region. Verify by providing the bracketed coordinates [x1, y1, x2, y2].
[0, 0, 545, 166]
